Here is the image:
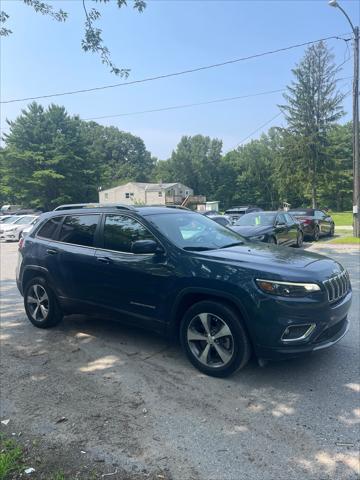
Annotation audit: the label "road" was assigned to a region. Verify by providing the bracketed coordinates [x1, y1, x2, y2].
[0, 242, 359, 479]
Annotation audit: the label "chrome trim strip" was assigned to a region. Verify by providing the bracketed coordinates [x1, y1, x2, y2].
[281, 323, 316, 343]
[256, 279, 321, 289]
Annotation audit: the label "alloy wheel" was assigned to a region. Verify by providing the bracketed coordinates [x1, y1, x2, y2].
[26, 284, 49, 322]
[187, 313, 234, 368]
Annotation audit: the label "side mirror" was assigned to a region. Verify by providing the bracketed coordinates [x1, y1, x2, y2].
[131, 239, 164, 255]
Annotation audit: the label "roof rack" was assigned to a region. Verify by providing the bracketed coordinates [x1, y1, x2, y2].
[53, 203, 136, 211]
[164, 205, 190, 210]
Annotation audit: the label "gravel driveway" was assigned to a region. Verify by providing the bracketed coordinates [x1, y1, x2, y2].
[0, 242, 359, 480]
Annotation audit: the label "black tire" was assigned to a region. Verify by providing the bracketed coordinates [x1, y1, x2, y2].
[180, 300, 251, 378]
[295, 231, 303, 248]
[312, 226, 320, 242]
[24, 276, 63, 328]
[267, 236, 276, 244]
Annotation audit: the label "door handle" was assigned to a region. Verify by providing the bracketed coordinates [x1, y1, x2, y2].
[46, 248, 58, 255]
[96, 256, 112, 264]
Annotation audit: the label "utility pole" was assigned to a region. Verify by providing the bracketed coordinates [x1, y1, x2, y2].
[329, 1, 359, 237]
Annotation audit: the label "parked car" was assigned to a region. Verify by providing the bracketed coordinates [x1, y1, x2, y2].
[0, 215, 13, 223]
[20, 216, 42, 239]
[0, 204, 22, 215]
[288, 208, 335, 241]
[17, 205, 351, 377]
[231, 211, 303, 247]
[224, 206, 262, 224]
[0, 215, 38, 242]
[209, 215, 232, 227]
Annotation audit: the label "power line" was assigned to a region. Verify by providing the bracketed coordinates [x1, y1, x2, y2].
[232, 112, 284, 150]
[83, 75, 353, 120]
[0, 34, 351, 104]
[0, 76, 353, 132]
[84, 88, 285, 120]
[230, 88, 353, 152]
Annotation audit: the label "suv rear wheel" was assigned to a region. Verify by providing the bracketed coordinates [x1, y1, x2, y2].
[180, 300, 251, 377]
[24, 277, 63, 328]
[313, 226, 320, 242]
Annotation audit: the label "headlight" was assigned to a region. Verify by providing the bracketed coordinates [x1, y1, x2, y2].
[256, 279, 320, 297]
[249, 235, 265, 241]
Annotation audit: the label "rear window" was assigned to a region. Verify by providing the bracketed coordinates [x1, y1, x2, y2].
[289, 210, 313, 216]
[58, 215, 99, 247]
[37, 216, 64, 240]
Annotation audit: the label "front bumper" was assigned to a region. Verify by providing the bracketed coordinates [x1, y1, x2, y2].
[0, 231, 18, 241]
[251, 290, 352, 360]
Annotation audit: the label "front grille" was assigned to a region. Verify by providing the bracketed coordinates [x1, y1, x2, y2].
[323, 270, 350, 303]
[314, 317, 347, 344]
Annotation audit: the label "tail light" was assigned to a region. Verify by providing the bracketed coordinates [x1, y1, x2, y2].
[18, 237, 25, 250]
[296, 216, 312, 225]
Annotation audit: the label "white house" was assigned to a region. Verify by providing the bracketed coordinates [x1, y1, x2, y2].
[99, 182, 197, 206]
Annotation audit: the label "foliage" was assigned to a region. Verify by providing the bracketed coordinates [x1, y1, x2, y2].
[0, 103, 154, 210]
[279, 41, 345, 208]
[0, 438, 23, 480]
[81, 122, 155, 188]
[153, 135, 223, 200]
[0, 0, 146, 75]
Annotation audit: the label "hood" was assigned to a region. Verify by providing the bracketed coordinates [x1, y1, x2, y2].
[195, 242, 331, 271]
[0, 224, 20, 231]
[231, 225, 271, 237]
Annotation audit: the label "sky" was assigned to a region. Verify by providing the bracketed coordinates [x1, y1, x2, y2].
[0, 0, 359, 159]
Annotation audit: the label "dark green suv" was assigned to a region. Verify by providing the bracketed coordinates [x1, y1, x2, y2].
[16, 205, 352, 377]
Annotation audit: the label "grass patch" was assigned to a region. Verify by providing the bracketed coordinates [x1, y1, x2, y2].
[329, 236, 360, 244]
[331, 211, 353, 226]
[0, 438, 23, 480]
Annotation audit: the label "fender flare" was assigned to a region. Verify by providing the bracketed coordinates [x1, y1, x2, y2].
[168, 286, 251, 337]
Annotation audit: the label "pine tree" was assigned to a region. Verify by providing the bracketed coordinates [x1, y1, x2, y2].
[280, 41, 345, 207]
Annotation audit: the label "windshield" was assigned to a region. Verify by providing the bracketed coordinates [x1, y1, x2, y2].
[14, 216, 37, 225]
[1, 216, 21, 224]
[235, 212, 276, 226]
[148, 212, 245, 250]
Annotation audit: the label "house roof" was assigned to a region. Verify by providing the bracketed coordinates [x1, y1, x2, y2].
[100, 182, 189, 193]
[132, 182, 179, 191]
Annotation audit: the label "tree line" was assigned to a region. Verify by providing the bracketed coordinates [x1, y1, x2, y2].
[0, 41, 353, 212]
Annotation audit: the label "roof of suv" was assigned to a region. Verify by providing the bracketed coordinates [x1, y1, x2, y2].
[48, 205, 193, 217]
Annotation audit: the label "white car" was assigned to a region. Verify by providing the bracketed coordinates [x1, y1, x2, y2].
[0, 215, 38, 242]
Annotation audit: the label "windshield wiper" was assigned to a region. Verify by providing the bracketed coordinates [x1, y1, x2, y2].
[183, 246, 215, 251]
[219, 241, 244, 249]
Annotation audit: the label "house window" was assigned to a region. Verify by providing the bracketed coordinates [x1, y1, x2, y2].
[104, 193, 109, 200]
[125, 193, 130, 199]
[185, 190, 189, 196]
[158, 191, 163, 197]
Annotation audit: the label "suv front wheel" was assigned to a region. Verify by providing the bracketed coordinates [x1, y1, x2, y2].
[180, 300, 251, 377]
[24, 277, 63, 328]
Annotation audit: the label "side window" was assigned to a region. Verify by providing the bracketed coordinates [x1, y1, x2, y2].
[284, 213, 293, 225]
[103, 215, 155, 253]
[58, 215, 99, 247]
[37, 216, 64, 240]
[277, 213, 286, 224]
[315, 210, 325, 219]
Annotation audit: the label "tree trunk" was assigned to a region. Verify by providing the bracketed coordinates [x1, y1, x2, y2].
[311, 144, 317, 208]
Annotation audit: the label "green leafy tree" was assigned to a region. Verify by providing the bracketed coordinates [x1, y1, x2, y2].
[280, 41, 345, 208]
[0, 0, 146, 75]
[154, 135, 223, 200]
[2, 103, 99, 210]
[82, 122, 154, 189]
[318, 122, 353, 211]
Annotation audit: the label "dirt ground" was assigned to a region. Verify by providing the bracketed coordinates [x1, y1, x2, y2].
[0, 241, 359, 480]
